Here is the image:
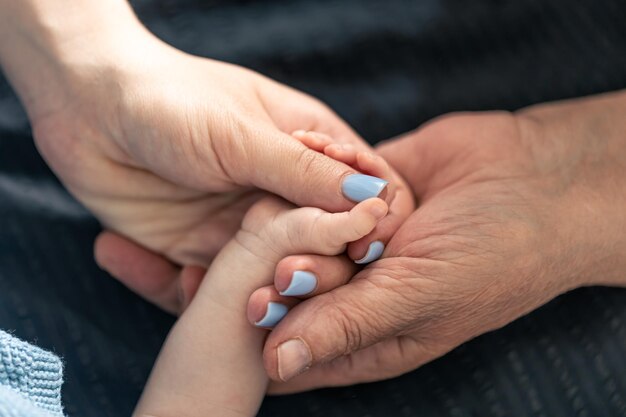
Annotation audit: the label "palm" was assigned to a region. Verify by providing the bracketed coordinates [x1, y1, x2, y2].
[270, 111, 574, 392]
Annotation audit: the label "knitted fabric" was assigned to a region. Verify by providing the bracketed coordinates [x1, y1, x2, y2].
[0, 332, 64, 417]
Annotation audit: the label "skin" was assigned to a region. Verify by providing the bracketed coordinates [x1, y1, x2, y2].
[0, 0, 412, 307]
[101, 92, 626, 394]
[262, 92, 626, 392]
[135, 196, 388, 417]
[2, 0, 625, 399]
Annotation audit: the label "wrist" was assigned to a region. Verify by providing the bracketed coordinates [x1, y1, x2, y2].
[515, 91, 626, 289]
[0, 0, 157, 121]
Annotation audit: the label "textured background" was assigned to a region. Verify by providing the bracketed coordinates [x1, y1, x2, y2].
[1, 1, 625, 416]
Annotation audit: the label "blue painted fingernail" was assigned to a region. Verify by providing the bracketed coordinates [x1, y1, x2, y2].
[355, 241, 385, 264]
[342, 174, 388, 202]
[280, 271, 317, 296]
[255, 302, 289, 328]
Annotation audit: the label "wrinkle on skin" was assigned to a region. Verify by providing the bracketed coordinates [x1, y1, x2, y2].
[266, 97, 626, 394]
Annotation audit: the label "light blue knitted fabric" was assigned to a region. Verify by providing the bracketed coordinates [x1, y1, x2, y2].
[0, 331, 64, 417]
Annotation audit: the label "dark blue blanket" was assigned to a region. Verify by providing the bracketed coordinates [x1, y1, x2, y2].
[1, 1, 625, 416]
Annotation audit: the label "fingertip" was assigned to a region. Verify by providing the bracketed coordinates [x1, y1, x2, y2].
[276, 338, 313, 381]
[376, 186, 389, 203]
[371, 200, 389, 221]
[324, 143, 358, 166]
[356, 197, 389, 221]
[348, 183, 413, 262]
[357, 151, 390, 175]
[247, 286, 276, 325]
[275, 254, 357, 299]
[275, 256, 315, 293]
[324, 143, 356, 154]
[292, 130, 334, 153]
[342, 174, 389, 203]
[354, 240, 385, 264]
[248, 286, 299, 327]
[355, 151, 394, 202]
[279, 271, 318, 297]
[337, 198, 388, 244]
[255, 302, 289, 328]
[93, 231, 118, 272]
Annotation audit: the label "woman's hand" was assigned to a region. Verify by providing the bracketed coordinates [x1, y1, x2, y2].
[34, 49, 368, 267]
[261, 92, 626, 392]
[0, 0, 411, 287]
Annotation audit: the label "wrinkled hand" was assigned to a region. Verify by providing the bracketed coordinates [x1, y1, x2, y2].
[263, 93, 626, 392]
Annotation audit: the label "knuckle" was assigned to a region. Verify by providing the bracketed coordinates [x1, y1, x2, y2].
[318, 216, 340, 249]
[295, 147, 323, 179]
[368, 259, 478, 341]
[301, 210, 339, 254]
[206, 109, 250, 180]
[284, 216, 307, 250]
[359, 262, 443, 325]
[294, 148, 341, 191]
[324, 293, 389, 355]
[328, 302, 365, 355]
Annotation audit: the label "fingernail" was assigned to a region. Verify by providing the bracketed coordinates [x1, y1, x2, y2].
[280, 271, 317, 296]
[255, 302, 288, 328]
[342, 174, 388, 202]
[355, 240, 385, 264]
[277, 338, 312, 381]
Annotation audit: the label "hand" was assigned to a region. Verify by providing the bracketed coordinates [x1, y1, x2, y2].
[92, 128, 414, 313]
[0, 0, 410, 313]
[260, 92, 626, 392]
[33, 42, 377, 266]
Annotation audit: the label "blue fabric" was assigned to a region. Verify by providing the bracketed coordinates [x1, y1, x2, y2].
[0, 331, 64, 417]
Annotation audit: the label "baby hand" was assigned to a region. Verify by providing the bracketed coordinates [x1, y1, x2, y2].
[135, 133, 405, 417]
[246, 131, 410, 333]
[292, 130, 414, 263]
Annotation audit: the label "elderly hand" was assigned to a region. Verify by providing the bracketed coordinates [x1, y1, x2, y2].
[261, 92, 626, 392]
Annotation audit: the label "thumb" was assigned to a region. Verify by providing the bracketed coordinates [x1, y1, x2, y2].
[263, 265, 412, 382]
[233, 128, 389, 212]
